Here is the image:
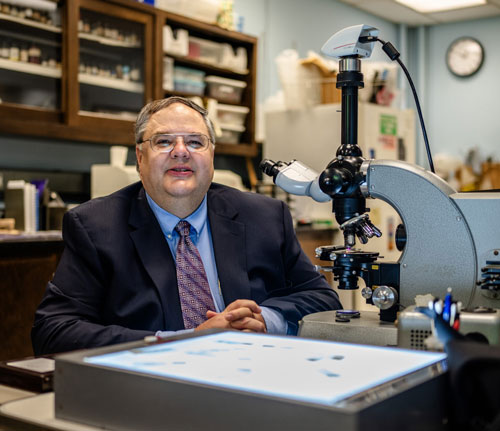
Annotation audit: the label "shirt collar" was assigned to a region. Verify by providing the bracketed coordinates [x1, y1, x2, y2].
[145, 192, 208, 239]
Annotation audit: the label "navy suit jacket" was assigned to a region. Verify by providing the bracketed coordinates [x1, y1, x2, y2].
[32, 182, 341, 354]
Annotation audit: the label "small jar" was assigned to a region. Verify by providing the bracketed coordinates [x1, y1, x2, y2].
[28, 44, 41, 64]
[20, 44, 29, 62]
[130, 64, 140, 82]
[9, 43, 20, 61]
[122, 64, 130, 81]
[1, 40, 10, 59]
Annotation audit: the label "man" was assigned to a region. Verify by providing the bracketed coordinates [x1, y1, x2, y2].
[32, 96, 341, 355]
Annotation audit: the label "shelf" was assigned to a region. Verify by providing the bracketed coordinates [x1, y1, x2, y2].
[166, 54, 248, 76]
[163, 89, 248, 107]
[79, 32, 141, 48]
[0, 58, 61, 78]
[0, 12, 61, 33]
[79, 110, 137, 122]
[79, 73, 144, 93]
[163, 88, 204, 98]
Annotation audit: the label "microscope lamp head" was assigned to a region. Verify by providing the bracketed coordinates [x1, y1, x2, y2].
[321, 24, 379, 59]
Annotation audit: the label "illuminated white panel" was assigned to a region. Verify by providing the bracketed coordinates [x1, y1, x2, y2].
[85, 332, 445, 406]
[395, 0, 485, 13]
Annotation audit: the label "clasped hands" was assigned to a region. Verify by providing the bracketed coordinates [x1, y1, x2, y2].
[195, 299, 267, 333]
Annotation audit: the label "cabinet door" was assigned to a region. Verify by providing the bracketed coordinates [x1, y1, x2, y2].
[0, 1, 62, 120]
[66, 0, 153, 141]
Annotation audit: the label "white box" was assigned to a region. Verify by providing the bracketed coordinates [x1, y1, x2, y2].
[205, 75, 246, 103]
[156, 0, 185, 13]
[163, 57, 174, 91]
[157, 0, 220, 24]
[220, 44, 248, 72]
[183, 0, 220, 24]
[163, 25, 188, 57]
[219, 123, 245, 144]
[217, 104, 249, 126]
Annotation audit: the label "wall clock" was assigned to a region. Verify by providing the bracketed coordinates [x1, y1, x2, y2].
[446, 37, 484, 78]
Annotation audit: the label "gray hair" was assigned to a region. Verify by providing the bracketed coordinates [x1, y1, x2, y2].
[134, 96, 216, 145]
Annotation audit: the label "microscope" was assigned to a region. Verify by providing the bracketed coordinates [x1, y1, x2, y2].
[261, 25, 500, 345]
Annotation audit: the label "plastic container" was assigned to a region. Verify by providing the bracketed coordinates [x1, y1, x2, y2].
[205, 76, 246, 104]
[174, 66, 205, 95]
[162, 57, 174, 91]
[220, 44, 248, 72]
[188, 36, 222, 66]
[162, 25, 188, 57]
[216, 104, 249, 127]
[218, 123, 245, 145]
[157, 0, 219, 24]
[185, 0, 219, 24]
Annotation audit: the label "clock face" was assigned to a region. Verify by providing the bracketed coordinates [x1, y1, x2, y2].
[446, 37, 484, 78]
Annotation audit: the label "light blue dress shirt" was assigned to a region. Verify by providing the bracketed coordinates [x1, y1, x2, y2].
[145, 192, 287, 336]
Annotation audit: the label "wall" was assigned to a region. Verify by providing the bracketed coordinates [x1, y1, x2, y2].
[235, 1, 500, 165]
[234, 0, 398, 106]
[424, 16, 500, 161]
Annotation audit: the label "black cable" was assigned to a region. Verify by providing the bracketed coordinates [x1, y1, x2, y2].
[395, 55, 435, 173]
[361, 36, 435, 173]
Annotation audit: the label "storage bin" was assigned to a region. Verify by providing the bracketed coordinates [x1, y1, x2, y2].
[174, 66, 205, 95]
[157, 0, 219, 24]
[188, 36, 222, 66]
[219, 123, 245, 145]
[220, 44, 248, 73]
[156, 0, 184, 13]
[185, 0, 219, 24]
[205, 76, 246, 104]
[163, 25, 188, 57]
[217, 104, 249, 126]
[163, 57, 174, 91]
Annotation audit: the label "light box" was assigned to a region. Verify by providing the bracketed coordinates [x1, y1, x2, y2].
[54, 330, 448, 431]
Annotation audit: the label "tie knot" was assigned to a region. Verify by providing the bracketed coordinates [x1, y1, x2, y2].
[175, 220, 191, 238]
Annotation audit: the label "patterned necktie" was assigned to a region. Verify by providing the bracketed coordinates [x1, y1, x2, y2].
[175, 220, 216, 329]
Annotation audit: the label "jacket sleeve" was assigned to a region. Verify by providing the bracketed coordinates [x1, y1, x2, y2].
[31, 210, 154, 356]
[259, 200, 342, 333]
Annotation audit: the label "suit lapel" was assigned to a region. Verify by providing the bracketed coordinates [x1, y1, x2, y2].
[129, 188, 184, 330]
[208, 187, 251, 305]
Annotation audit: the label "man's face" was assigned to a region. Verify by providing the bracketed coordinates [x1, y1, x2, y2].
[136, 103, 214, 212]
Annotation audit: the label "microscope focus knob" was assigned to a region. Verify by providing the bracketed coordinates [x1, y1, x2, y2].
[372, 286, 398, 310]
[361, 287, 373, 299]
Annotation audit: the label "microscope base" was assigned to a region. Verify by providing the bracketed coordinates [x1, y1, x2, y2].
[299, 310, 398, 346]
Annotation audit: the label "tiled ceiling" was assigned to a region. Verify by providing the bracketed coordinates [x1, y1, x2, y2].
[338, 0, 500, 25]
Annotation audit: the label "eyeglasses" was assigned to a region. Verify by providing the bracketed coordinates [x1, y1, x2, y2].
[141, 133, 212, 153]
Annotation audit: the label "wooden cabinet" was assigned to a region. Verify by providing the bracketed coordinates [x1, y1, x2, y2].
[156, 11, 257, 156]
[0, 0, 257, 156]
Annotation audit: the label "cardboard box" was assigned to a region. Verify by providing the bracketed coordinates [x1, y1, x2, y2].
[300, 57, 341, 104]
[480, 162, 500, 190]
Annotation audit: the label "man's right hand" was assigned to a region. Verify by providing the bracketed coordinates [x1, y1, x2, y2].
[195, 299, 267, 333]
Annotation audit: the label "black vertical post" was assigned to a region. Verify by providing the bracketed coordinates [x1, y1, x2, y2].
[336, 57, 364, 156]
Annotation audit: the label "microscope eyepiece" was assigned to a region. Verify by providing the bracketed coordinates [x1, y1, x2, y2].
[259, 159, 280, 178]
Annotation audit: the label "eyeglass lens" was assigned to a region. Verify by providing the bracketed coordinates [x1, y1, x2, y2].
[151, 134, 209, 152]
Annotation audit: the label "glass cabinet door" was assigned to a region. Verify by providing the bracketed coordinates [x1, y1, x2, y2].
[76, 0, 152, 121]
[0, 1, 62, 110]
